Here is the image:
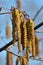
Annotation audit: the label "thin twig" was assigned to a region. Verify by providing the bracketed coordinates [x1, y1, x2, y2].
[34, 22, 43, 30]
[0, 12, 12, 15]
[35, 30, 43, 33]
[6, 49, 43, 62]
[33, 6, 43, 21]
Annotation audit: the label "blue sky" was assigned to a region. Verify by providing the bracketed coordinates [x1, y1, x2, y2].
[0, 0, 43, 65]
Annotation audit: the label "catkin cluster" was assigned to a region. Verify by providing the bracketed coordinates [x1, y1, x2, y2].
[12, 8, 40, 65]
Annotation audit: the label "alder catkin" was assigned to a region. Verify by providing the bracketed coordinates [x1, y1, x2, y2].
[26, 19, 36, 58]
[30, 19, 36, 58]
[7, 51, 13, 65]
[16, 57, 19, 65]
[23, 19, 27, 49]
[22, 55, 28, 65]
[35, 35, 40, 57]
[12, 8, 22, 52]
[6, 24, 11, 38]
[17, 0, 21, 9]
[12, 8, 17, 45]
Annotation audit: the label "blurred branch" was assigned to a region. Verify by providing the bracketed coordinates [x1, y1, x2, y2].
[33, 6, 43, 21]
[0, 12, 12, 15]
[6, 49, 43, 62]
[34, 22, 43, 30]
[0, 41, 12, 52]
[35, 30, 43, 33]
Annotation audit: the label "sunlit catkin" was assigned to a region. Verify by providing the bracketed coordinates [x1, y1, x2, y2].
[26, 19, 32, 53]
[6, 24, 11, 38]
[35, 35, 40, 57]
[30, 19, 35, 58]
[12, 8, 17, 45]
[26, 19, 36, 58]
[23, 19, 27, 49]
[12, 8, 22, 52]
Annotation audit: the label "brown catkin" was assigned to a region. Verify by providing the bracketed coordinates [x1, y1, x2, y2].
[20, 19, 27, 50]
[20, 22, 24, 50]
[35, 35, 40, 57]
[7, 51, 13, 65]
[16, 57, 19, 65]
[17, 0, 21, 9]
[6, 24, 12, 38]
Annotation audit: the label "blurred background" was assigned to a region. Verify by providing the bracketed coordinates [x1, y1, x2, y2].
[0, 0, 43, 65]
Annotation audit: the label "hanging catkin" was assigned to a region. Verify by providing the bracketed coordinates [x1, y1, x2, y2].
[16, 57, 19, 65]
[26, 48, 30, 61]
[12, 8, 18, 45]
[7, 51, 13, 65]
[35, 35, 40, 57]
[17, 0, 21, 9]
[30, 19, 36, 58]
[26, 19, 32, 53]
[20, 22, 24, 50]
[21, 55, 28, 65]
[12, 8, 22, 52]
[26, 19, 36, 58]
[6, 24, 11, 38]
[20, 19, 27, 50]
[23, 19, 27, 49]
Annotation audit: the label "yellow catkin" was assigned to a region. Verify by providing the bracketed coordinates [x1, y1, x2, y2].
[22, 55, 28, 65]
[30, 19, 35, 58]
[23, 19, 27, 49]
[26, 19, 36, 58]
[26, 48, 30, 61]
[12, 8, 22, 52]
[12, 9, 17, 45]
[6, 24, 11, 38]
[35, 35, 40, 57]
[26, 19, 32, 53]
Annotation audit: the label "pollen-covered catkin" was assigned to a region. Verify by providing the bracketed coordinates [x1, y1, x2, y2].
[26, 19, 32, 53]
[35, 35, 40, 57]
[12, 8, 17, 45]
[23, 19, 27, 49]
[26, 19, 36, 58]
[12, 8, 22, 52]
[30, 19, 35, 58]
